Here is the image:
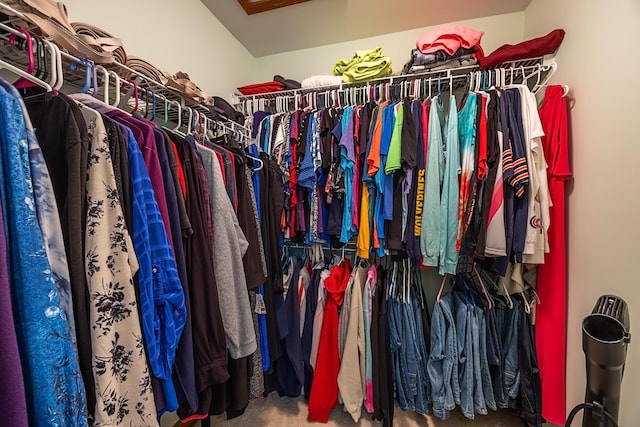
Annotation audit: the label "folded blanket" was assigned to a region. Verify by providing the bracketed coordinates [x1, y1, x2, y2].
[478, 29, 565, 69]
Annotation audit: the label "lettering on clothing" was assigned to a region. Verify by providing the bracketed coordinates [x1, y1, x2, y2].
[414, 169, 426, 236]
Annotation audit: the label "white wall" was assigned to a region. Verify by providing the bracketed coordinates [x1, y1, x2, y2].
[525, 1, 640, 426]
[253, 12, 525, 83]
[63, 0, 255, 99]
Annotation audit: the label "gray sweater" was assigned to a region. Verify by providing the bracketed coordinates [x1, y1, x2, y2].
[198, 143, 257, 359]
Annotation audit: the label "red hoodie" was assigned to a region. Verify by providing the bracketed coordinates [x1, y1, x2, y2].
[307, 258, 351, 422]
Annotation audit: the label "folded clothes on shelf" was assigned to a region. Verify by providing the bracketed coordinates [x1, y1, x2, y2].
[334, 47, 392, 82]
[479, 29, 565, 69]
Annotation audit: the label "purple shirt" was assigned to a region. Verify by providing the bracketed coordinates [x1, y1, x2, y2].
[0, 195, 28, 426]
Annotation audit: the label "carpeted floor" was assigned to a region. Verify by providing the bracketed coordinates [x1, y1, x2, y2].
[160, 393, 530, 426]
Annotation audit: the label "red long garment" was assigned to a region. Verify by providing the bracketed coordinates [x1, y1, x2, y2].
[308, 259, 351, 422]
[536, 85, 571, 425]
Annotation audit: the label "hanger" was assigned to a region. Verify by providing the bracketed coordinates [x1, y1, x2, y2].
[124, 79, 139, 113]
[168, 100, 182, 131]
[72, 59, 92, 93]
[479, 269, 513, 309]
[10, 28, 44, 92]
[502, 279, 514, 309]
[0, 57, 52, 92]
[473, 265, 492, 310]
[48, 41, 64, 91]
[145, 89, 156, 120]
[41, 39, 59, 90]
[150, 90, 157, 120]
[89, 60, 98, 97]
[532, 62, 558, 94]
[33, 37, 44, 81]
[158, 94, 168, 127]
[9, 28, 34, 74]
[520, 291, 531, 314]
[95, 65, 109, 104]
[186, 106, 194, 134]
[0, 29, 52, 92]
[107, 70, 120, 106]
[436, 274, 449, 304]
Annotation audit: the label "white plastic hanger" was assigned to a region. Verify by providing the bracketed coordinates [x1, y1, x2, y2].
[0, 57, 52, 91]
[95, 65, 109, 104]
[107, 70, 120, 106]
[40, 39, 60, 90]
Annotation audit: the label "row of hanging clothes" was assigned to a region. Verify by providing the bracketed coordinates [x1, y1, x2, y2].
[269, 244, 541, 426]
[0, 49, 283, 426]
[245, 68, 558, 285]
[239, 61, 570, 427]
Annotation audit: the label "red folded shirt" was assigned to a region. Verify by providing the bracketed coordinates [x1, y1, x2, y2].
[416, 25, 484, 56]
[237, 81, 285, 95]
[479, 29, 565, 69]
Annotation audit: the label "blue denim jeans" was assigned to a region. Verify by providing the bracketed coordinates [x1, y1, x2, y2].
[471, 306, 488, 416]
[454, 292, 474, 419]
[479, 306, 497, 411]
[487, 304, 506, 407]
[411, 295, 430, 415]
[502, 302, 522, 402]
[427, 292, 458, 420]
[388, 297, 407, 409]
[401, 296, 419, 411]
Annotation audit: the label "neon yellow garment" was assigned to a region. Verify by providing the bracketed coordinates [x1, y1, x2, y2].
[334, 47, 392, 83]
[385, 102, 404, 174]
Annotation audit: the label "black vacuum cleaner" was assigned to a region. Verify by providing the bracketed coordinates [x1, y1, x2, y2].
[565, 295, 631, 427]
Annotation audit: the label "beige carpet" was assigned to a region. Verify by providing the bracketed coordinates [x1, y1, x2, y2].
[160, 393, 529, 426]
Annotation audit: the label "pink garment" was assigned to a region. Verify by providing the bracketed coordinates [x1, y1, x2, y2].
[416, 25, 484, 55]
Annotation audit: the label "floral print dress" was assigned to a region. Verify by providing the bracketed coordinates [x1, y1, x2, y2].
[77, 104, 158, 427]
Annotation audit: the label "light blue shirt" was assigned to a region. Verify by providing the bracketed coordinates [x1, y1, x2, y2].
[439, 95, 461, 275]
[421, 97, 445, 267]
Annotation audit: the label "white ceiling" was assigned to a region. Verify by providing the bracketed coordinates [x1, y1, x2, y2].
[202, 0, 531, 57]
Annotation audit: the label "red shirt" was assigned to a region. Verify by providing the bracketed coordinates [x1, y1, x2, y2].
[308, 259, 351, 422]
[536, 85, 571, 425]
